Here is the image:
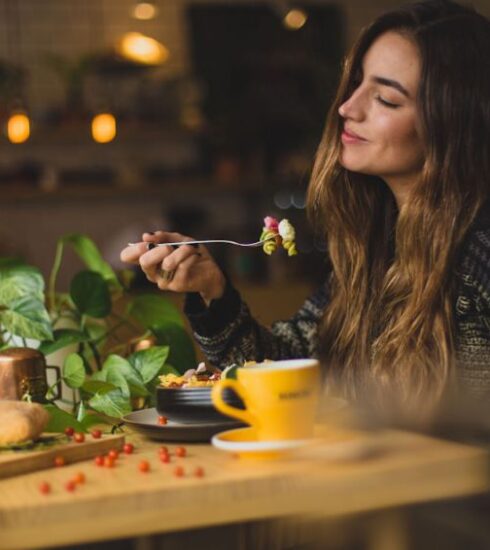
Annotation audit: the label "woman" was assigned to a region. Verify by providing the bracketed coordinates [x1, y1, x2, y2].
[121, 0, 490, 414]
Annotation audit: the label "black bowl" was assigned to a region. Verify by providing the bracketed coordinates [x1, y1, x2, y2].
[155, 386, 244, 424]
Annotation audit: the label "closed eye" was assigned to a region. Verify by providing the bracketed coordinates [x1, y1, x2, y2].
[375, 95, 400, 109]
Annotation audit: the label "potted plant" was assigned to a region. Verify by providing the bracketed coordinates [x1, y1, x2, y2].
[0, 233, 196, 432]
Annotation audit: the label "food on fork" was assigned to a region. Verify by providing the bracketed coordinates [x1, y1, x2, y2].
[0, 400, 50, 445]
[259, 216, 297, 256]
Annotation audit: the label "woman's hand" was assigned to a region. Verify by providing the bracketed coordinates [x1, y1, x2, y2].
[120, 231, 226, 305]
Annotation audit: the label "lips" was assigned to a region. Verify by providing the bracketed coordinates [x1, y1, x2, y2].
[343, 127, 367, 141]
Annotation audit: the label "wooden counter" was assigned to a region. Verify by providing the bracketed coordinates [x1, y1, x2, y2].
[0, 428, 488, 549]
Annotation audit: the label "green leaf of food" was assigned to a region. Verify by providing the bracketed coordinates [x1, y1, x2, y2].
[127, 294, 184, 330]
[81, 379, 118, 395]
[61, 234, 121, 290]
[43, 404, 86, 433]
[153, 323, 196, 373]
[102, 354, 147, 398]
[63, 353, 86, 389]
[159, 363, 180, 376]
[89, 390, 132, 418]
[128, 345, 170, 384]
[222, 364, 240, 380]
[70, 270, 111, 318]
[39, 329, 87, 356]
[0, 263, 45, 304]
[0, 296, 53, 340]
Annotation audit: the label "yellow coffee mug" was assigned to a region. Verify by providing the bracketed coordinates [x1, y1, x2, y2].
[212, 359, 320, 441]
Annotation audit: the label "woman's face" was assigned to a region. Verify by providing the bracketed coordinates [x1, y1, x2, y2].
[338, 31, 424, 193]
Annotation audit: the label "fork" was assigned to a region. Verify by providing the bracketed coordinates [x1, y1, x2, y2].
[127, 236, 276, 248]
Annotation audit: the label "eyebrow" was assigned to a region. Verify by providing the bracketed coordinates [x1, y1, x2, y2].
[370, 75, 410, 98]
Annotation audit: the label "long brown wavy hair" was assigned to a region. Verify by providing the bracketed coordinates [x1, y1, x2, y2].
[307, 0, 490, 412]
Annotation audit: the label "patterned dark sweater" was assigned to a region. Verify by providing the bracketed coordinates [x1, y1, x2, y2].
[184, 226, 490, 401]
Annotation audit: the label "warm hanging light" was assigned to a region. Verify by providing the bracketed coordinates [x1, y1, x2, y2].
[132, 2, 158, 20]
[283, 8, 308, 30]
[91, 113, 116, 143]
[7, 112, 30, 143]
[117, 32, 168, 65]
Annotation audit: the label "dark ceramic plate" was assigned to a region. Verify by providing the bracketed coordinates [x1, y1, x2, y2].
[122, 408, 244, 442]
[155, 386, 244, 424]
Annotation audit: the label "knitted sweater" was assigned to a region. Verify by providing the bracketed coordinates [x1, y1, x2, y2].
[184, 225, 490, 401]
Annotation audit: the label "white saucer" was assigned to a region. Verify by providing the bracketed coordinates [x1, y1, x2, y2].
[212, 427, 315, 459]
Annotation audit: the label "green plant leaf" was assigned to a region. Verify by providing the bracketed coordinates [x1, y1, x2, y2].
[127, 294, 184, 330]
[0, 296, 53, 340]
[0, 263, 45, 304]
[63, 353, 86, 389]
[102, 354, 148, 398]
[89, 390, 132, 418]
[80, 413, 110, 430]
[128, 345, 170, 384]
[70, 271, 111, 318]
[153, 322, 196, 373]
[60, 234, 121, 289]
[39, 329, 87, 356]
[105, 365, 130, 397]
[81, 379, 118, 395]
[43, 404, 86, 433]
[84, 318, 107, 342]
[76, 400, 87, 422]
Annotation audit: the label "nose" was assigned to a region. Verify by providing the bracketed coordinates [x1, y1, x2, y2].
[338, 87, 365, 120]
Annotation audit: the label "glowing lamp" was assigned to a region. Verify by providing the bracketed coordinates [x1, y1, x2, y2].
[91, 113, 116, 143]
[283, 9, 308, 30]
[118, 32, 168, 65]
[7, 113, 30, 143]
[133, 2, 158, 20]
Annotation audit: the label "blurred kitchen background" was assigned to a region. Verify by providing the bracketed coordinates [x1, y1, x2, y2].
[1, 0, 489, 322]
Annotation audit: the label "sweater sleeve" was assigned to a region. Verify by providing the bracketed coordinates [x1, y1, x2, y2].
[184, 280, 329, 367]
[454, 227, 490, 400]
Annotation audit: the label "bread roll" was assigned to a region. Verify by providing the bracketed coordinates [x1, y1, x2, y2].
[0, 400, 50, 445]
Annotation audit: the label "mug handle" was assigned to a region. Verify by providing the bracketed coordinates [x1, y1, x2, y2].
[46, 365, 62, 401]
[211, 379, 256, 426]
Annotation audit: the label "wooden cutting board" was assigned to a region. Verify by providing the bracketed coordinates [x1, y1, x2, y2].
[0, 433, 125, 479]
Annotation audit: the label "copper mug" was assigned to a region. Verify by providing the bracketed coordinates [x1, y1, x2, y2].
[0, 347, 62, 403]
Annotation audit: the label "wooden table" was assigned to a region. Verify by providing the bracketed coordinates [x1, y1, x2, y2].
[0, 428, 488, 550]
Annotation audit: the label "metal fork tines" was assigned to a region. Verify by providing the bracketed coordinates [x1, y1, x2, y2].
[128, 237, 275, 248]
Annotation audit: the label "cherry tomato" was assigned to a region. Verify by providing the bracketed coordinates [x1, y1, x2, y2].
[104, 456, 115, 468]
[65, 480, 76, 492]
[64, 427, 74, 437]
[175, 446, 186, 458]
[91, 429, 102, 439]
[159, 453, 170, 464]
[123, 443, 134, 454]
[94, 455, 104, 467]
[139, 460, 150, 473]
[74, 432, 85, 443]
[158, 446, 168, 455]
[194, 466, 205, 478]
[108, 449, 119, 460]
[39, 481, 51, 495]
[173, 466, 184, 477]
[54, 455, 66, 467]
[73, 472, 86, 484]
[158, 416, 168, 425]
